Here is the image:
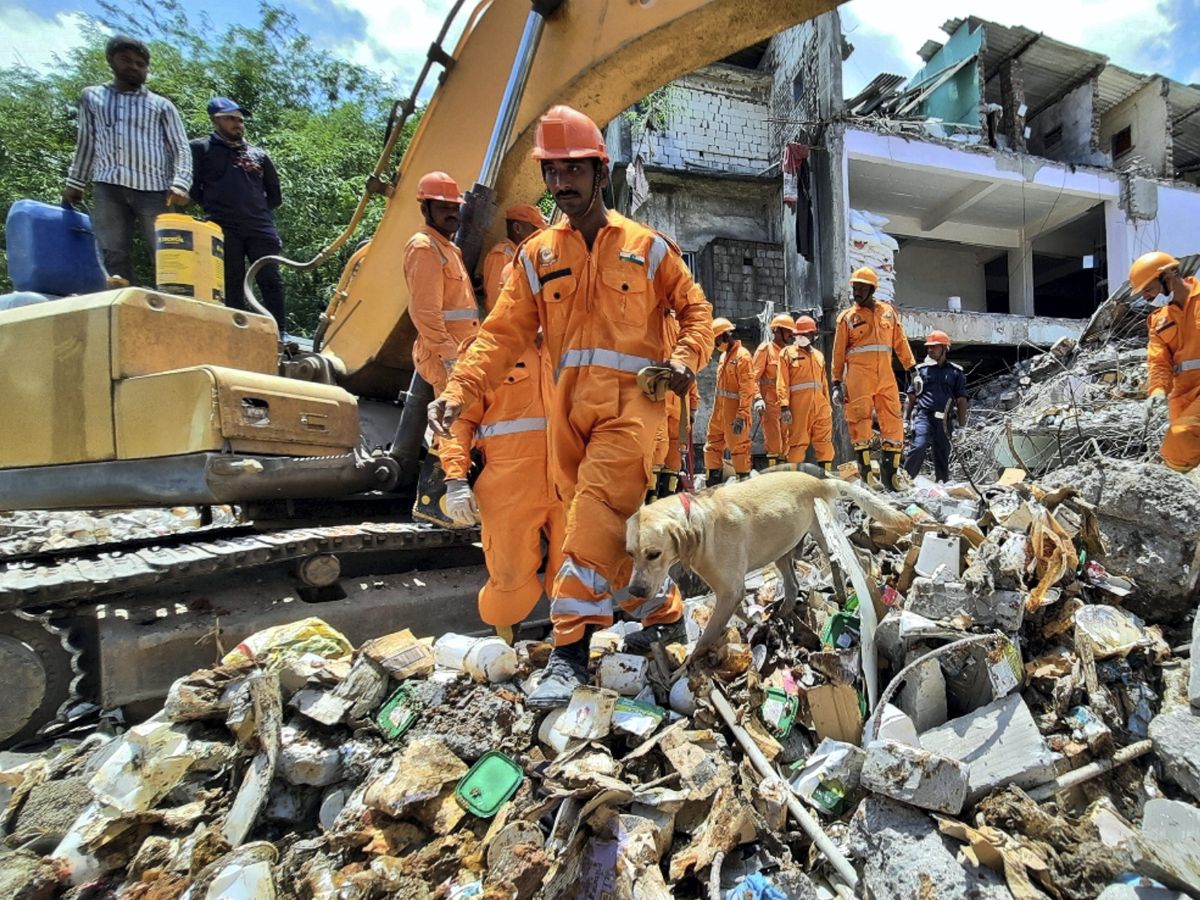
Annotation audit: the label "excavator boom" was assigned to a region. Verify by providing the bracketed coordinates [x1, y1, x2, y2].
[320, 0, 842, 399]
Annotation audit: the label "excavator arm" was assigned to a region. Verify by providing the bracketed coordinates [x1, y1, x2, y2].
[319, 0, 843, 399]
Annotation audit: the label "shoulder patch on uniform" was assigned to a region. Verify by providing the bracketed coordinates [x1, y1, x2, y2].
[618, 249, 645, 266]
[537, 245, 558, 267]
[1156, 320, 1178, 334]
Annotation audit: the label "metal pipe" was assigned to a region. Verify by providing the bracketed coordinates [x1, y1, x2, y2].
[710, 687, 859, 890]
[1026, 740, 1152, 801]
[478, 9, 547, 190]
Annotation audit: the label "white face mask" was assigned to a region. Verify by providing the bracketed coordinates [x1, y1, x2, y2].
[796, 336, 812, 348]
[924, 354, 938, 366]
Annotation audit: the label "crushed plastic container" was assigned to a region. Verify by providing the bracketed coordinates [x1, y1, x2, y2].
[6, 200, 107, 296]
[433, 634, 518, 683]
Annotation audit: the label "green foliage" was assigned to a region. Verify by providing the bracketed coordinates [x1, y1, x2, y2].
[0, 0, 422, 335]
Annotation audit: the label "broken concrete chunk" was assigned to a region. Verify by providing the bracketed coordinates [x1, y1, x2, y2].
[920, 693, 1057, 803]
[1137, 798, 1200, 895]
[861, 739, 969, 815]
[863, 703, 919, 746]
[1189, 609, 1200, 711]
[848, 797, 1012, 900]
[897, 654, 948, 733]
[1149, 709, 1200, 802]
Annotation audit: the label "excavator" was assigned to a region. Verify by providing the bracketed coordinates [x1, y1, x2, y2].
[0, 0, 841, 745]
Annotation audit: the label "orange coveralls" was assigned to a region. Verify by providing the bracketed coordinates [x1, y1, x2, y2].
[653, 311, 701, 476]
[482, 238, 517, 313]
[1148, 276, 1200, 472]
[404, 226, 480, 396]
[777, 344, 834, 463]
[831, 300, 916, 450]
[752, 339, 788, 460]
[441, 212, 713, 646]
[704, 339, 756, 474]
[441, 344, 565, 628]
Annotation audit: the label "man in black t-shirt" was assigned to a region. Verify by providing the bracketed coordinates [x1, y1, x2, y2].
[190, 97, 285, 327]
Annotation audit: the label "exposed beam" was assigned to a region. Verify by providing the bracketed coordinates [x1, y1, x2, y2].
[1028, 62, 1105, 122]
[919, 180, 1001, 231]
[983, 31, 1042, 83]
[882, 211, 1022, 249]
[1171, 101, 1200, 128]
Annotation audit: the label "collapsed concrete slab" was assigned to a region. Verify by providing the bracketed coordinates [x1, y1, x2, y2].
[907, 576, 1025, 632]
[1149, 709, 1200, 802]
[1137, 798, 1200, 895]
[920, 694, 1058, 803]
[848, 797, 1013, 900]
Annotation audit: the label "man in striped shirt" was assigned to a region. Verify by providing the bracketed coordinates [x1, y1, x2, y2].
[62, 36, 192, 283]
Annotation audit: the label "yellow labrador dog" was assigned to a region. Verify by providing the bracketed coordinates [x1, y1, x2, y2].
[626, 470, 912, 662]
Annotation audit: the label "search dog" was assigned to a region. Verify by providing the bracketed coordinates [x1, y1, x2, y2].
[625, 468, 912, 664]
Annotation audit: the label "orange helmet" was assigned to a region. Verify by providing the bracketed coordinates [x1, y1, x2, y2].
[794, 315, 818, 335]
[769, 313, 796, 332]
[504, 203, 547, 228]
[712, 317, 735, 339]
[416, 171, 464, 203]
[850, 267, 879, 289]
[532, 105, 610, 164]
[925, 330, 951, 347]
[1128, 251, 1180, 294]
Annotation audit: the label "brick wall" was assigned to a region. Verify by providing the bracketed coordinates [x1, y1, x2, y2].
[698, 238, 786, 328]
[630, 65, 771, 176]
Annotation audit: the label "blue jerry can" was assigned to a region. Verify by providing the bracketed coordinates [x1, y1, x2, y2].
[5, 199, 107, 296]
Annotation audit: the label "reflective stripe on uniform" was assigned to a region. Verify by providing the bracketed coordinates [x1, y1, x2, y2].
[647, 235, 669, 280]
[789, 381, 820, 392]
[556, 348, 657, 378]
[443, 308, 478, 321]
[758, 379, 775, 386]
[555, 559, 611, 597]
[1175, 358, 1200, 373]
[521, 251, 541, 294]
[550, 596, 614, 618]
[717, 389, 739, 400]
[848, 344, 890, 354]
[476, 416, 547, 439]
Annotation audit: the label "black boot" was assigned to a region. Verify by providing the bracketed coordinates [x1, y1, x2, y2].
[707, 467, 724, 487]
[818, 459, 834, 476]
[527, 638, 589, 708]
[880, 449, 903, 492]
[656, 470, 678, 499]
[411, 453, 454, 527]
[624, 616, 687, 654]
[854, 446, 871, 481]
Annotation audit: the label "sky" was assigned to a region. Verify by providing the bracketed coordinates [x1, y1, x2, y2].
[2, 0, 1197, 97]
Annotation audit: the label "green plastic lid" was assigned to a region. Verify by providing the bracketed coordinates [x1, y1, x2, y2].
[376, 685, 419, 741]
[455, 751, 523, 818]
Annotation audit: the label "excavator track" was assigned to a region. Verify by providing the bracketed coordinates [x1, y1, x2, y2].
[0, 519, 485, 746]
[0, 520, 478, 614]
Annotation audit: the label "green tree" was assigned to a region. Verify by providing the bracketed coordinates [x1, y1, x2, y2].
[0, 1, 421, 336]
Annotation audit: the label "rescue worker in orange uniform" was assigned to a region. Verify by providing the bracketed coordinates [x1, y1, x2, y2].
[704, 317, 758, 484]
[752, 313, 795, 468]
[777, 315, 834, 471]
[440, 331, 565, 644]
[831, 267, 919, 490]
[1131, 251, 1200, 472]
[648, 310, 701, 502]
[429, 105, 712, 707]
[482, 204, 547, 312]
[405, 171, 481, 397]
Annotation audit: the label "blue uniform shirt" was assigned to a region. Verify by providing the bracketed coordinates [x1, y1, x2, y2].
[911, 359, 967, 415]
[189, 134, 281, 238]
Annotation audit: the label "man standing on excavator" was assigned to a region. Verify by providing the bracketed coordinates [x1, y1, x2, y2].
[1131, 251, 1200, 473]
[831, 267, 919, 490]
[405, 171, 481, 398]
[482, 204, 547, 312]
[429, 105, 712, 707]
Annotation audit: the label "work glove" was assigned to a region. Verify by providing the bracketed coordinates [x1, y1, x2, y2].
[752, 397, 766, 416]
[1145, 392, 1168, 421]
[831, 382, 844, 405]
[781, 408, 793, 425]
[908, 368, 924, 396]
[732, 417, 746, 436]
[445, 479, 479, 526]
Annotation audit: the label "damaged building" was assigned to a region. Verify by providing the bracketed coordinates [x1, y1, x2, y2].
[606, 12, 1200, 366]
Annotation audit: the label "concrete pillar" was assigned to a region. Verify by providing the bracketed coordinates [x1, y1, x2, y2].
[1008, 242, 1035, 316]
[999, 60, 1027, 154]
[1104, 198, 1134, 294]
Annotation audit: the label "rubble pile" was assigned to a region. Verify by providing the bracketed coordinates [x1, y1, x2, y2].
[0, 506, 237, 556]
[3, 462, 1200, 898]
